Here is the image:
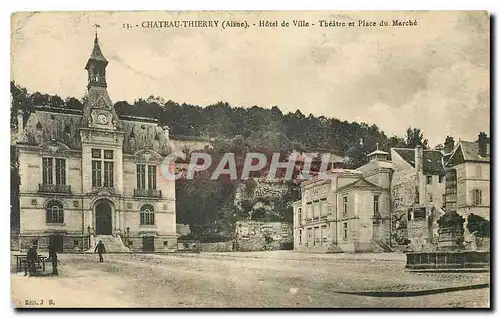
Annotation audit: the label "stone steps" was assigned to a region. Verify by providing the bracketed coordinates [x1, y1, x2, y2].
[87, 235, 131, 253]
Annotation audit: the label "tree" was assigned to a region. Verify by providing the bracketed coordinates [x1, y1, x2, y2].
[404, 127, 429, 149]
[65, 97, 83, 110]
[467, 214, 490, 238]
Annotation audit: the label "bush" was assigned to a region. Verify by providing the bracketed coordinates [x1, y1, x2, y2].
[467, 214, 490, 238]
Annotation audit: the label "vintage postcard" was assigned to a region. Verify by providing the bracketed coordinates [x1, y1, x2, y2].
[10, 11, 490, 308]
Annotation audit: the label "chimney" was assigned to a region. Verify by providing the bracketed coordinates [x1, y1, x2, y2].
[478, 132, 488, 157]
[162, 125, 170, 141]
[415, 145, 425, 205]
[444, 136, 454, 154]
[17, 109, 24, 141]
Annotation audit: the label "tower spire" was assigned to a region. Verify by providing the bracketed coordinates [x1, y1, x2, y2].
[94, 24, 100, 40]
[85, 27, 108, 90]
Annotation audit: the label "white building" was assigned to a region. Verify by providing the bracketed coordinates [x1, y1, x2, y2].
[15, 35, 177, 252]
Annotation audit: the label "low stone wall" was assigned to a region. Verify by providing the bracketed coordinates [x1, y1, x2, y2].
[199, 241, 234, 252]
[406, 251, 490, 269]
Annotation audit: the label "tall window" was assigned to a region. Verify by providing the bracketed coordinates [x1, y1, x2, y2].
[299, 230, 302, 244]
[313, 200, 320, 220]
[55, 159, 66, 185]
[46, 200, 64, 223]
[321, 225, 327, 243]
[42, 158, 53, 184]
[314, 227, 320, 245]
[42, 158, 66, 185]
[136, 164, 157, 190]
[428, 193, 433, 202]
[426, 175, 432, 185]
[140, 204, 155, 225]
[343, 196, 348, 216]
[137, 164, 146, 189]
[473, 189, 482, 206]
[298, 207, 302, 224]
[306, 203, 312, 220]
[373, 195, 380, 215]
[343, 222, 348, 240]
[148, 165, 157, 190]
[92, 149, 114, 188]
[439, 175, 444, 183]
[320, 198, 327, 217]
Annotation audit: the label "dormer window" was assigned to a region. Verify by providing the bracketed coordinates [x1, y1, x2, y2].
[36, 122, 42, 130]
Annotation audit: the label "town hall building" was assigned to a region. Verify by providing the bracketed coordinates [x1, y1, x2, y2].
[15, 35, 177, 252]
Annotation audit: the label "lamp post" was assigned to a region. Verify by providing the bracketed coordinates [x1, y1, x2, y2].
[126, 227, 130, 247]
[87, 226, 91, 249]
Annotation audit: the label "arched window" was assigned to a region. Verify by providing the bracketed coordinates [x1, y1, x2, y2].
[46, 200, 64, 223]
[140, 204, 155, 225]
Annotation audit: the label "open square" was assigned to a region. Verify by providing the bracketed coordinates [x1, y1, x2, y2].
[11, 251, 489, 308]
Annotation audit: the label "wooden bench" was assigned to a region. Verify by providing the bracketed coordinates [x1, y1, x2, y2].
[15, 255, 52, 273]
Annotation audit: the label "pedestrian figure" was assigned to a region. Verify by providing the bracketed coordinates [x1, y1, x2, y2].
[25, 245, 38, 277]
[94, 240, 106, 262]
[47, 242, 58, 275]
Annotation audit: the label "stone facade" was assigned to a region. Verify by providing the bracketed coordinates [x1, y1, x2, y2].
[293, 149, 393, 253]
[444, 135, 491, 251]
[390, 147, 446, 250]
[15, 36, 177, 252]
[233, 221, 292, 251]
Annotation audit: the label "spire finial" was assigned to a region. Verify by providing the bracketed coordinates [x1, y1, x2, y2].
[94, 24, 101, 40]
[376, 142, 379, 150]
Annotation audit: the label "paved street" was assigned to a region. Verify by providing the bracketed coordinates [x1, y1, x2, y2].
[11, 251, 490, 308]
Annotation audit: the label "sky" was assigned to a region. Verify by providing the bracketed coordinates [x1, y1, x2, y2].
[11, 11, 490, 146]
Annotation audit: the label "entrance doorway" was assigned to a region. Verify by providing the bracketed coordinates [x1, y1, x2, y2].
[49, 235, 64, 252]
[142, 236, 155, 252]
[95, 201, 112, 235]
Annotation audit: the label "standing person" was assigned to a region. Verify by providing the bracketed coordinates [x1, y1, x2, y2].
[47, 242, 58, 275]
[94, 240, 106, 262]
[25, 245, 38, 277]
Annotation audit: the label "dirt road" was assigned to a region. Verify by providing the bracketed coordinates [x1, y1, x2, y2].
[11, 252, 490, 308]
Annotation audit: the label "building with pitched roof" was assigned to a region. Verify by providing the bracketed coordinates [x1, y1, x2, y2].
[444, 133, 490, 237]
[292, 139, 458, 253]
[293, 146, 393, 253]
[390, 146, 446, 251]
[15, 35, 177, 253]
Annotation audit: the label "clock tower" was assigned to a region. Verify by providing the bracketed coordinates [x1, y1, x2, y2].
[81, 33, 120, 130]
[80, 33, 125, 196]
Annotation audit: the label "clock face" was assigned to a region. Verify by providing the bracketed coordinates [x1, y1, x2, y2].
[97, 113, 108, 125]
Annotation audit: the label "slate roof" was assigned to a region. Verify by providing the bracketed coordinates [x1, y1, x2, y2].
[336, 178, 384, 192]
[18, 106, 171, 156]
[85, 37, 108, 68]
[392, 148, 445, 175]
[16, 36, 171, 157]
[448, 140, 490, 163]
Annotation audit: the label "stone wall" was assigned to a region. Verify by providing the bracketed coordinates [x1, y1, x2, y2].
[407, 220, 427, 251]
[199, 241, 233, 252]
